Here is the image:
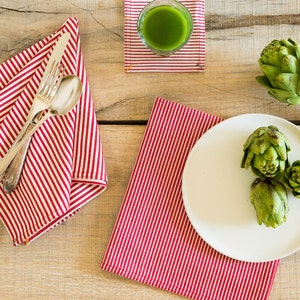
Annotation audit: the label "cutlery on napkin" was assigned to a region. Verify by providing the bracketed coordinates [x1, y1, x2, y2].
[101, 98, 279, 300]
[0, 32, 70, 182]
[0, 17, 107, 245]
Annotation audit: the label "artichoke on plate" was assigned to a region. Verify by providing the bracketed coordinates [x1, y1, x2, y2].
[256, 38, 300, 105]
[285, 160, 300, 197]
[250, 178, 289, 228]
[241, 125, 290, 178]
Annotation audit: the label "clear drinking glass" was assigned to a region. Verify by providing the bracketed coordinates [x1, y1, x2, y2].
[137, 0, 193, 56]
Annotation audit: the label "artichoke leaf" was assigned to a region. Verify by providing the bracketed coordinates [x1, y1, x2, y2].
[282, 54, 300, 74]
[287, 96, 300, 105]
[241, 150, 254, 169]
[260, 64, 282, 85]
[249, 137, 271, 154]
[275, 144, 289, 161]
[264, 128, 290, 160]
[294, 43, 300, 60]
[278, 46, 290, 59]
[268, 51, 281, 67]
[290, 160, 300, 168]
[268, 89, 297, 103]
[263, 146, 278, 161]
[277, 160, 288, 173]
[264, 126, 281, 145]
[275, 73, 299, 93]
[283, 38, 298, 56]
[242, 127, 267, 150]
[256, 75, 273, 89]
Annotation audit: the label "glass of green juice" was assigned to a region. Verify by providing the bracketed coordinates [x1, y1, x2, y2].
[137, 0, 193, 56]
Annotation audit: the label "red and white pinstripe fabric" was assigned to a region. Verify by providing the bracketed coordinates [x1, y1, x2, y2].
[124, 0, 205, 72]
[101, 97, 280, 300]
[0, 18, 107, 245]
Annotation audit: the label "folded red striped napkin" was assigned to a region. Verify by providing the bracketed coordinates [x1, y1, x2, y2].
[101, 98, 279, 300]
[124, 0, 205, 72]
[0, 17, 107, 245]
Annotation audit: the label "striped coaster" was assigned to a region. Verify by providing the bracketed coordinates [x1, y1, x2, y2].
[124, 0, 205, 72]
[0, 18, 107, 245]
[101, 98, 279, 300]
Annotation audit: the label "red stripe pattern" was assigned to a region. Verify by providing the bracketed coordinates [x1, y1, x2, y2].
[124, 0, 205, 72]
[0, 18, 107, 245]
[101, 98, 279, 300]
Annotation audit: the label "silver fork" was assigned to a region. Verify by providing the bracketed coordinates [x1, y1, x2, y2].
[21, 61, 62, 138]
[0, 62, 63, 181]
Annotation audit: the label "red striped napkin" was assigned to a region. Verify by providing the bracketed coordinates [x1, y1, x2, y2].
[124, 0, 205, 72]
[0, 18, 107, 245]
[101, 98, 279, 300]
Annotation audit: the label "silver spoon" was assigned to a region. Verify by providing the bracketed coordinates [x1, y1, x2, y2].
[0, 75, 82, 186]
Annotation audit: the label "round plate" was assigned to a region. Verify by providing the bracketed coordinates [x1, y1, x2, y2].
[182, 113, 300, 262]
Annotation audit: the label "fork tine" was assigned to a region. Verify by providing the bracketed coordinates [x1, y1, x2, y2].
[38, 61, 58, 92]
[36, 63, 64, 106]
[43, 64, 63, 99]
[50, 70, 63, 96]
[39, 61, 62, 96]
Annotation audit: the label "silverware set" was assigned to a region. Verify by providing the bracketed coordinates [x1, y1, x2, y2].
[0, 32, 83, 193]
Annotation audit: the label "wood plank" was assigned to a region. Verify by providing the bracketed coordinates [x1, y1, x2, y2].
[1, 2, 300, 122]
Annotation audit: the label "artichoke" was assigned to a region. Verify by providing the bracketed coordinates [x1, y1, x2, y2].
[285, 160, 300, 197]
[241, 125, 290, 178]
[250, 178, 289, 228]
[256, 38, 300, 105]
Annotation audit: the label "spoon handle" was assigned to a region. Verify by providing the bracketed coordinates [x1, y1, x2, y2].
[2, 123, 35, 193]
[0, 113, 50, 182]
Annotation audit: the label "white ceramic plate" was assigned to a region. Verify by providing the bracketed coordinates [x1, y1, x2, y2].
[182, 113, 300, 262]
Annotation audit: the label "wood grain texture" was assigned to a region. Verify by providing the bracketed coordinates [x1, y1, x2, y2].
[1, 0, 300, 122]
[1, 0, 300, 299]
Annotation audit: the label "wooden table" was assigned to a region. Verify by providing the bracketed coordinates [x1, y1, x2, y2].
[1, 0, 300, 299]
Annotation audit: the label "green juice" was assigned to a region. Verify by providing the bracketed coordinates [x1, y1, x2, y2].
[138, 3, 193, 55]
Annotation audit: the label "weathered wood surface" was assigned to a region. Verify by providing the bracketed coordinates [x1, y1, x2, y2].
[1, 1, 300, 299]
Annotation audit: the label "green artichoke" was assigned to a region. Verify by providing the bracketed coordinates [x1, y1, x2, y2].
[250, 178, 289, 228]
[285, 160, 300, 197]
[256, 38, 300, 105]
[241, 125, 290, 178]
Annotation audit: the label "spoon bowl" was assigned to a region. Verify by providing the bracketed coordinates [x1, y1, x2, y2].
[50, 75, 82, 115]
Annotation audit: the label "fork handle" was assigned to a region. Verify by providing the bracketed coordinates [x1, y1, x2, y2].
[2, 124, 35, 193]
[0, 113, 50, 182]
[11, 105, 41, 149]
